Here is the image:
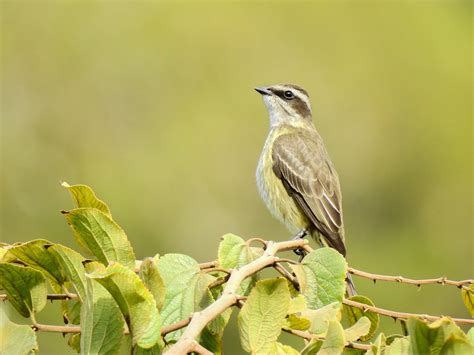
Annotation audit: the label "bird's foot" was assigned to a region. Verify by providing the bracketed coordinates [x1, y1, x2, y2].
[291, 229, 308, 260]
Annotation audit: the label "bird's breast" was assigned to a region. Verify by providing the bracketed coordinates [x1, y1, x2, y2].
[256, 129, 309, 233]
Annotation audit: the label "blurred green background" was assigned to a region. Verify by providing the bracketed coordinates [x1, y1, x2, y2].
[1, 1, 472, 354]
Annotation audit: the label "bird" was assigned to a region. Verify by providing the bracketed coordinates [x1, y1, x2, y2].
[255, 84, 355, 294]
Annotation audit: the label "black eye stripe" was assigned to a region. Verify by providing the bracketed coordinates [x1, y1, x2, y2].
[273, 89, 297, 100]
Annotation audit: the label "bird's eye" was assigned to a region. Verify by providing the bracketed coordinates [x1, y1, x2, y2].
[283, 90, 294, 99]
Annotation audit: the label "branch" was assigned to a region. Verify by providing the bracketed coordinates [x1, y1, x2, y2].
[163, 239, 310, 355]
[343, 299, 474, 326]
[282, 328, 371, 351]
[348, 267, 474, 288]
[0, 293, 78, 301]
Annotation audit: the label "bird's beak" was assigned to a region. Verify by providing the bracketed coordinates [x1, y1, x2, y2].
[254, 87, 272, 96]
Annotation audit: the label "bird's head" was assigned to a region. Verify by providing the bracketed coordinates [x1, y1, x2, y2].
[255, 84, 313, 127]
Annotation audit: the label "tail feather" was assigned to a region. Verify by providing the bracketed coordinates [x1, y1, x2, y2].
[346, 272, 357, 297]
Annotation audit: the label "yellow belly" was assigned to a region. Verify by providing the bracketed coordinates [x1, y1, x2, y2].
[256, 127, 310, 234]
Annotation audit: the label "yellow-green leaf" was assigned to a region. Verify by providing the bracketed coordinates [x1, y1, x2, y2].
[62, 182, 111, 217]
[0, 305, 38, 354]
[283, 313, 311, 331]
[385, 336, 410, 354]
[8, 239, 66, 285]
[261, 342, 299, 354]
[80, 275, 124, 355]
[48, 244, 87, 301]
[238, 278, 291, 353]
[303, 301, 341, 335]
[344, 316, 371, 342]
[319, 320, 345, 355]
[343, 295, 379, 341]
[63, 208, 135, 269]
[288, 294, 307, 314]
[157, 253, 214, 342]
[139, 257, 165, 311]
[0, 263, 47, 318]
[290, 248, 347, 309]
[87, 262, 161, 349]
[217, 233, 263, 295]
[461, 284, 474, 317]
[408, 317, 469, 355]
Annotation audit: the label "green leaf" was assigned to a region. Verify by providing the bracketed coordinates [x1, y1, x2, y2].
[288, 294, 307, 314]
[139, 257, 165, 311]
[87, 262, 161, 349]
[238, 278, 291, 353]
[261, 342, 299, 354]
[0, 306, 38, 354]
[68, 334, 81, 353]
[461, 284, 474, 316]
[283, 313, 311, 331]
[367, 333, 386, 355]
[0, 263, 47, 318]
[63, 208, 135, 269]
[440, 336, 474, 354]
[200, 327, 223, 355]
[7, 239, 66, 285]
[217, 233, 263, 295]
[157, 253, 213, 342]
[344, 316, 371, 342]
[62, 298, 81, 325]
[407, 317, 468, 355]
[467, 327, 474, 344]
[318, 320, 345, 355]
[62, 182, 111, 217]
[48, 244, 87, 301]
[301, 339, 322, 355]
[384, 336, 410, 354]
[289, 248, 347, 309]
[343, 295, 379, 341]
[80, 276, 124, 355]
[302, 301, 341, 335]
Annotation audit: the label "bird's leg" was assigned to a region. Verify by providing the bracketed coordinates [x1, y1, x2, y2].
[291, 229, 308, 260]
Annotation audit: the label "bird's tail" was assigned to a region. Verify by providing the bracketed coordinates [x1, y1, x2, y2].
[346, 272, 357, 297]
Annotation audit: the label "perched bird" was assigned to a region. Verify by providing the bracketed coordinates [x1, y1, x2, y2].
[255, 85, 354, 296]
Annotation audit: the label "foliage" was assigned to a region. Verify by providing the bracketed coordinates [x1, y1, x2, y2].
[0, 183, 472, 354]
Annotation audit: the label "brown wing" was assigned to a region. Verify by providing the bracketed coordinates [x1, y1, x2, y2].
[272, 130, 346, 256]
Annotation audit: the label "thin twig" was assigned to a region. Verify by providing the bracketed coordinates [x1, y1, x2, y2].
[189, 342, 213, 355]
[0, 293, 78, 301]
[273, 263, 299, 290]
[199, 260, 218, 270]
[164, 239, 310, 355]
[161, 317, 192, 337]
[348, 267, 474, 288]
[32, 323, 81, 333]
[245, 237, 267, 248]
[283, 328, 371, 350]
[343, 299, 474, 325]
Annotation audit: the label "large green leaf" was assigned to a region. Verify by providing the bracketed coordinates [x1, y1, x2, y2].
[238, 278, 291, 353]
[407, 317, 471, 354]
[318, 320, 345, 355]
[343, 295, 379, 341]
[157, 253, 214, 342]
[80, 276, 125, 355]
[217, 233, 263, 295]
[7, 239, 66, 285]
[62, 182, 111, 217]
[290, 248, 346, 309]
[0, 263, 47, 318]
[139, 256, 165, 311]
[461, 284, 474, 316]
[48, 244, 87, 301]
[87, 262, 161, 349]
[63, 208, 135, 269]
[0, 306, 38, 355]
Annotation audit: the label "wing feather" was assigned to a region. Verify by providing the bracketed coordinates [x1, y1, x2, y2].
[272, 130, 346, 255]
